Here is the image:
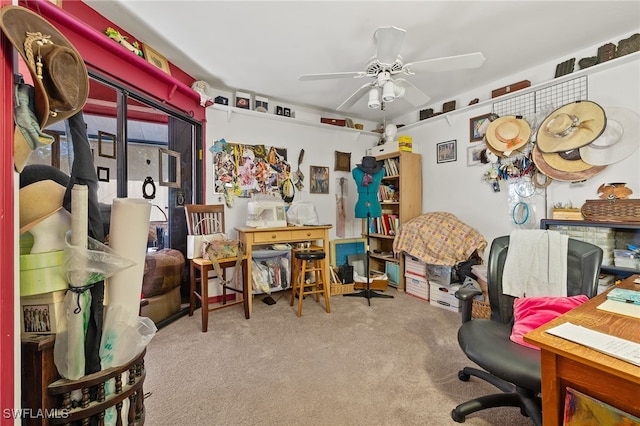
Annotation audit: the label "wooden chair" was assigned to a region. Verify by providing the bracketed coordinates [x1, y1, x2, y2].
[184, 204, 249, 332]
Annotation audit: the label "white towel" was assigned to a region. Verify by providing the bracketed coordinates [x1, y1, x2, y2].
[502, 230, 568, 297]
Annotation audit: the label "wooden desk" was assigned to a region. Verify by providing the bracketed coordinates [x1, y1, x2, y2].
[524, 275, 640, 425]
[235, 225, 332, 316]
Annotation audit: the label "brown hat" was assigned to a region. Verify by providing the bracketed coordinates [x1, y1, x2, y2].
[0, 6, 88, 128]
[0, 6, 88, 172]
[532, 144, 606, 182]
[19, 180, 66, 234]
[485, 116, 531, 156]
[536, 100, 606, 153]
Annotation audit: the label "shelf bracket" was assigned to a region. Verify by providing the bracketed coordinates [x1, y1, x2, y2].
[445, 115, 455, 127]
[225, 107, 233, 122]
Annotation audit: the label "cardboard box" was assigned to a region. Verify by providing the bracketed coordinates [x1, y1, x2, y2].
[429, 282, 462, 313]
[405, 275, 428, 301]
[20, 290, 66, 335]
[405, 254, 427, 279]
[19, 250, 67, 297]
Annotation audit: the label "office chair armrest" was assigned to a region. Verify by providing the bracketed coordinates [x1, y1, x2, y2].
[455, 287, 482, 324]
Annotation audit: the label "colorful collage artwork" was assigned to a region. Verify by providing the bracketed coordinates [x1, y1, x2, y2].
[212, 140, 289, 199]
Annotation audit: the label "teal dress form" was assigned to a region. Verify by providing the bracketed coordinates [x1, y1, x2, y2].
[353, 167, 384, 218]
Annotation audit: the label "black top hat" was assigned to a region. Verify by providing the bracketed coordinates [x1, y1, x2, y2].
[356, 156, 382, 174]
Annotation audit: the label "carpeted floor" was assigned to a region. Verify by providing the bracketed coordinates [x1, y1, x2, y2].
[142, 288, 533, 425]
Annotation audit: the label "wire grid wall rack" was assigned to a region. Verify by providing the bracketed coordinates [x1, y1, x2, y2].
[491, 76, 588, 118]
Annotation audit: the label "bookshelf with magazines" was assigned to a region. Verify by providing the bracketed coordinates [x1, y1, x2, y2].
[364, 151, 422, 290]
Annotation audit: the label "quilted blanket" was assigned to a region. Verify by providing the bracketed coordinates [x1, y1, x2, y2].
[393, 212, 487, 265]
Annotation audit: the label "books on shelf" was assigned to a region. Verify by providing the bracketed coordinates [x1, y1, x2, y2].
[382, 158, 399, 176]
[379, 183, 399, 202]
[369, 213, 399, 236]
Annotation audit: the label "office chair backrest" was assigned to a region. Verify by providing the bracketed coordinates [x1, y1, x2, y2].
[184, 204, 225, 236]
[486, 235, 603, 324]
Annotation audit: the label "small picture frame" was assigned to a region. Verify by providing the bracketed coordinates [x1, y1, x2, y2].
[158, 148, 182, 188]
[467, 143, 486, 166]
[310, 165, 329, 194]
[276, 106, 284, 116]
[98, 131, 116, 159]
[334, 151, 351, 172]
[255, 95, 269, 113]
[235, 91, 251, 109]
[436, 140, 457, 163]
[142, 44, 171, 75]
[469, 113, 491, 142]
[97, 166, 110, 182]
[284, 108, 291, 117]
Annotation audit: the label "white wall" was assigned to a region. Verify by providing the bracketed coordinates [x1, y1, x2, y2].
[204, 109, 380, 241]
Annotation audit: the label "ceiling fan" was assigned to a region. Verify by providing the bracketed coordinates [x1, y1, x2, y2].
[298, 26, 485, 111]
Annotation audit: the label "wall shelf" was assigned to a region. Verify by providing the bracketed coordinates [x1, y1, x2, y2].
[401, 51, 640, 132]
[209, 104, 381, 138]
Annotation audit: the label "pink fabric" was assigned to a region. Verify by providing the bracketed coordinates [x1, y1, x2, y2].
[510, 295, 589, 349]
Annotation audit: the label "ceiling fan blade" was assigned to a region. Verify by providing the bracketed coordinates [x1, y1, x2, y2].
[298, 71, 367, 81]
[394, 78, 430, 107]
[337, 82, 374, 111]
[375, 26, 406, 65]
[404, 52, 485, 74]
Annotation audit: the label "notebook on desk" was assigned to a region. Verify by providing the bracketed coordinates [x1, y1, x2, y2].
[597, 299, 640, 319]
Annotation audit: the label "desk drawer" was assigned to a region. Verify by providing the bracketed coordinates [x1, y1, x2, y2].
[291, 229, 324, 240]
[253, 231, 292, 243]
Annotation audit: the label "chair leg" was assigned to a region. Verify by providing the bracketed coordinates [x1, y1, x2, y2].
[189, 260, 196, 316]
[459, 366, 515, 393]
[200, 264, 209, 332]
[451, 392, 523, 423]
[241, 259, 250, 319]
[296, 260, 307, 317]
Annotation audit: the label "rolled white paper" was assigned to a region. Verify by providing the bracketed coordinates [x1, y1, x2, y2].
[71, 185, 88, 247]
[105, 198, 151, 317]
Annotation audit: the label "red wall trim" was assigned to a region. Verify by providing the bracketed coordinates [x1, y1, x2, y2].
[21, 0, 205, 122]
[0, 0, 16, 420]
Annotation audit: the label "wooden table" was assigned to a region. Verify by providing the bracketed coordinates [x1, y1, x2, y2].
[524, 274, 640, 425]
[234, 225, 332, 316]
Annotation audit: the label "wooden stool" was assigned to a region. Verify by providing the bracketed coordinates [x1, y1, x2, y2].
[290, 250, 330, 317]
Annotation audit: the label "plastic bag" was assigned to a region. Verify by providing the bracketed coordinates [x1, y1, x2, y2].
[286, 200, 319, 226]
[100, 304, 157, 369]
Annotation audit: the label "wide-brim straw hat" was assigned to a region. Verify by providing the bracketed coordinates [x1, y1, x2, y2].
[485, 116, 531, 156]
[19, 180, 66, 234]
[532, 144, 606, 182]
[579, 106, 640, 166]
[537, 100, 606, 153]
[540, 149, 593, 173]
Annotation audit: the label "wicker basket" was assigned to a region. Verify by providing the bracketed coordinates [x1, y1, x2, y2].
[472, 299, 491, 319]
[331, 283, 354, 296]
[581, 199, 640, 222]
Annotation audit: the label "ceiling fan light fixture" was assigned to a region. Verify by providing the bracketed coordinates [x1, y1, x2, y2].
[394, 84, 405, 99]
[368, 87, 381, 109]
[382, 81, 396, 102]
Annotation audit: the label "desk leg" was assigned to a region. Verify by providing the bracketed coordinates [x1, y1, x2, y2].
[540, 350, 561, 426]
[242, 259, 250, 319]
[322, 230, 331, 307]
[240, 233, 253, 317]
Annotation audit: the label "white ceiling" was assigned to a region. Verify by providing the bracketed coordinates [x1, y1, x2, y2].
[84, 1, 640, 123]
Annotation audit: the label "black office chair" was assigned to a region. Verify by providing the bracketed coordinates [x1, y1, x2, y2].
[452, 235, 603, 425]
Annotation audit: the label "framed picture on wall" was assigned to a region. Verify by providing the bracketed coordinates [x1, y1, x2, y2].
[467, 143, 486, 166]
[310, 165, 329, 194]
[142, 44, 171, 75]
[437, 140, 457, 163]
[469, 113, 491, 142]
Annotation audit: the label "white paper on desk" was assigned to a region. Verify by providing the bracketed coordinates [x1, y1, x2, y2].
[597, 299, 640, 319]
[546, 322, 640, 367]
